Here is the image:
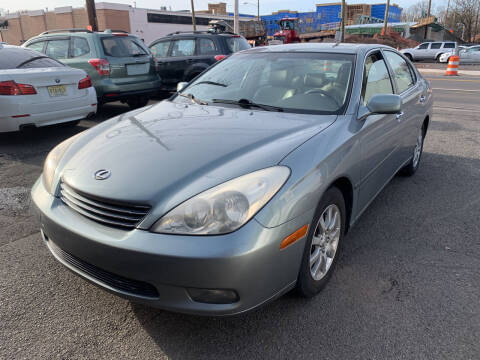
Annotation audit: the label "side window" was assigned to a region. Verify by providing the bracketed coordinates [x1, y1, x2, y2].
[431, 43, 442, 49]
[418, 43, 429, 50]
[170, 39, 195, 57]
[361, 52, 393, 105]
[71, 37, 90, 57]
[197, 38, 216, 55]
[443, 43, 455, 49]
[26, 41, 45, 53]
[150, 41, 170, 57]
[384, 51, 415, 93]
[45, 39, 69, 59]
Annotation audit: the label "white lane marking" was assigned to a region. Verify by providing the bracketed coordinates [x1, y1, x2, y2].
[433, 88, 480, 92]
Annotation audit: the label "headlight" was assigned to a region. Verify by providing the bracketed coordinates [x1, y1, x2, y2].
[43, 133, 82, 194]
[151, 166, 290, 235]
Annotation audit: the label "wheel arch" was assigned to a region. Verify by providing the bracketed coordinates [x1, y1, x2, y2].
[327, 176, 354, 234]
[423, 115, 430, 136]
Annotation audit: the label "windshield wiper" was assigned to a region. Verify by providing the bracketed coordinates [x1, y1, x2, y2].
[212, 98, 284, 112]
[178, 92, 208, 105]
[16, 56, 50, 68]
[190, 81, 228, 88]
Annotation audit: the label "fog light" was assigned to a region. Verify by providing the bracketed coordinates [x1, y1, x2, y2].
[187, 288, 239, 304]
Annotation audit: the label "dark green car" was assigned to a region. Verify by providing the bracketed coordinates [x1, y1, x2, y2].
[23, 29, 161, 109]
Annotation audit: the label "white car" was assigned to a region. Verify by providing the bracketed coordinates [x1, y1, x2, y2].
[0, 44, 97, 132]
[440, 45, 480, 64]
[401, 41, 457, 62]
[438, 46, 469, 63]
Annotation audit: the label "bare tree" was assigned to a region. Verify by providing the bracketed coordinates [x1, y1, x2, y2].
[444, 0, 480, 41]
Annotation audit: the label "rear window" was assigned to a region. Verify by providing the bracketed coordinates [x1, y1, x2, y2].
[0, 47, 63, 69]
[102, 36, 148, 57]
[225, 36, 250, 53]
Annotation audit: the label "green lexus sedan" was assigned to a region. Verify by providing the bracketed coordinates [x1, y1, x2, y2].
[32, 44, 432, 316]
[23, 29, 161, 109]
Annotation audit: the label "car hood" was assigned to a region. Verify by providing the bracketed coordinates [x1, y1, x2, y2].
[61, 100, 336, 222]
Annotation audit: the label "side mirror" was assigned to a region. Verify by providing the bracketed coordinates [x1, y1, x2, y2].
[358, 94, 402, 121]
[177, 82, 188, 92]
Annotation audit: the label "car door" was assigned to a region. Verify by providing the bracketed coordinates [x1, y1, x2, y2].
[168, 38, 196, 84]
[357, 51, 401, 212]
[383, 50, 424, 165]
[150, 40, 173, 88]
[429, 42, 442, 60]
[415, 43, 430, 60]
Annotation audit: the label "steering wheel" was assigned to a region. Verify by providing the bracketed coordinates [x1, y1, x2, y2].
[304, 89, 340, 108]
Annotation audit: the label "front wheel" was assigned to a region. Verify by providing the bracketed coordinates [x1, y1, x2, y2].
[401, 126, 425, 176]
[296, 187, 346, 298]
[405, 53, 413, 61]
[436, 54, 443, 63]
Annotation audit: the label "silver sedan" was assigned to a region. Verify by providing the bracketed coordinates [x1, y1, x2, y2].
[32, 43, 432, 316]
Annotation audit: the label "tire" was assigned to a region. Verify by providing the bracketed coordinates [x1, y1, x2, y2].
[126, 96, 149, 109]
[405, 53, 413, 61]
[436, 54, 443, 63]
[296, 187, 346, 298]
[401, 125, 425, 176]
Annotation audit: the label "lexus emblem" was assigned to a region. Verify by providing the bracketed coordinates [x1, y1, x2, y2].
[55, 78, 61, 84]
[94, 169, 111, 180]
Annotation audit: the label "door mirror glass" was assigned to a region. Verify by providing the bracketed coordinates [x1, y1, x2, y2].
[177, 82, 189, 92]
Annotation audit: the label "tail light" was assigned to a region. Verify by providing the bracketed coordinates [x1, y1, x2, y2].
[88, 59, 111, 76]
[214, 55, 227, 61]
[78, 75, 92, 89]
[0, 80, 37, 95]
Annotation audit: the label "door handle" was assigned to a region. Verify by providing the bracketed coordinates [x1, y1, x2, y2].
[396, 111, 404, 120]
[420, 95, 426, 103]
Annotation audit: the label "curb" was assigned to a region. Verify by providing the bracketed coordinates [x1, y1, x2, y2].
[418, 68, 480, 77]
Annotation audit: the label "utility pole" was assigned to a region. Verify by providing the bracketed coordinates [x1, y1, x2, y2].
[445, 0, 450, 26]
[382, 0, 390, 36]
[424, 0, 432, 39]
[85, 0, 98, 31]
[190, 0, 196, 31]
[257, 0, 260, 20]
[340, 0, 345, 42]
[234, 0, 239, 34]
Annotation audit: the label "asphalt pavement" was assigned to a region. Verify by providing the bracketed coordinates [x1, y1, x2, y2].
[1, 77, 479, 359]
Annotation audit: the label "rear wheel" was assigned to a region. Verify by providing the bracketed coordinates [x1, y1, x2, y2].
[401, 125, 425, 176]
[296, 187, 345, 297]
[126, 96, 150, 109]
[405, 53, 413, 61]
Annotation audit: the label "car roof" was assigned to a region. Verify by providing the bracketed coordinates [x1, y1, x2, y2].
[243, 43, 393, 55]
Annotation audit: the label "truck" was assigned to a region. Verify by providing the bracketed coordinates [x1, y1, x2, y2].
[269, 17, 301, 45]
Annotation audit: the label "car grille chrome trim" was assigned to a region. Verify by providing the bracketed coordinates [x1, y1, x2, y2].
[47, 239, 159, 299]
[60, 181, 150, 229]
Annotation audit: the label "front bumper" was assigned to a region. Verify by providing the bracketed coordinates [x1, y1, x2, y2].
[31, 177, 310, 316]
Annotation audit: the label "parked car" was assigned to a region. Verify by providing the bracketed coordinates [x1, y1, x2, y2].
[0, 44, 96, 132]
[402, 41, 457, 62]
[149, 30, 250, 93]
[440, 45, 480, 63]
[438, 45, 469, 63]
[32, 43, 432, 316]
[22, 29, 161, 109]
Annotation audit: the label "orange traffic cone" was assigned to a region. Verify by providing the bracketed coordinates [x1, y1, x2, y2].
[445, 55, 459, 76]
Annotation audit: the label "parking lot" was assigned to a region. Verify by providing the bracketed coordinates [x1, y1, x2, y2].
[1, 73, 479, 359]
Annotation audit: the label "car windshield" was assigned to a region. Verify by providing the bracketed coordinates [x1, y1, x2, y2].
[177, 52, 354, 114]
[101, 36, 148, 57]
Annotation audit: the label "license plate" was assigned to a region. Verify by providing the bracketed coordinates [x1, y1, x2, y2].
[47, 85, 67, 97]
[127, 63, 149, 76]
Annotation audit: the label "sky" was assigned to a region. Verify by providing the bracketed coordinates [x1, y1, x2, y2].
[1, 0, 448, 15]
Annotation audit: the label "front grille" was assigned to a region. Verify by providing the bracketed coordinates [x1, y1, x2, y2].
[48, 239, 159, 298]
[60, 181, 150, 229]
